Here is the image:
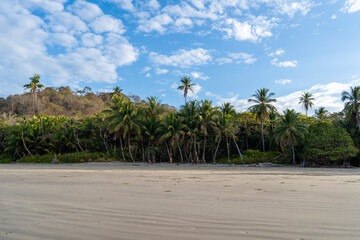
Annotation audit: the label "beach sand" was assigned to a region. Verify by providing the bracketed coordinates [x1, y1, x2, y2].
[0, 163, 360, 240]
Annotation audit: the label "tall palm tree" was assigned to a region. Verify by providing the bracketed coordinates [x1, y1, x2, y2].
[180, 101, 200, 163]
[216, 103, 237, 162]
[177, 76, 196, 104]
[198, 99, 218, 163]
[248, 88, 277, 152]
[159, 113, 185, 163]
[110, 86, 123, 99]
[273, 109, 308, 165]
[342, 86, 360, 130]
[23, 74, 44, 114]
[299, 92, 315, 117]
[315, 107, 328, 120]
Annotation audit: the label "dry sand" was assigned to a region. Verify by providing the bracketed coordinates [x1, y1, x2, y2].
[0, 163, 360, 240]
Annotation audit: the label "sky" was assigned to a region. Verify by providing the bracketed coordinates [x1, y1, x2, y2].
[1, 0, 360, 114]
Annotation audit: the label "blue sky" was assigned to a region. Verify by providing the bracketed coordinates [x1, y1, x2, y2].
[1, 0, 360, 114]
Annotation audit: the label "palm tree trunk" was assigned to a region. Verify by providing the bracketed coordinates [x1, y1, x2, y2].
[356, 113, 360, 131]
[21, 131, 32, 156]
[291, 144, 296, 165]
[165, 141, 172, 163]
[202, 136, 207, 163]
[152, 143, 156, 163]
[226, 137, 230, 161]
[233, 137, 243, 163]
[194, 136, 199, 164]
[178, 144, 184, 163]
[119, 137, 126, 161]
[128, 138, 134, 162]
[261, 120, 265, 152]
[213, 138, 221, 163]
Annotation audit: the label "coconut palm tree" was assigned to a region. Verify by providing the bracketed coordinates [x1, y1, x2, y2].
[299, 92, 315, 117]
[23, 74, 44, 114]
[177, 76, 196, 104]
[180, 101, 200, 163]
[159, 113, 185, 163]
[198, 99, 218, 163]
[110, 86, 123, 99]
[315, 107, 328, 120]
[342, 86, 360, 130]
[248, 88, 277, 152]
[215, 103, 237, 162]
[273, 109, 308, 165]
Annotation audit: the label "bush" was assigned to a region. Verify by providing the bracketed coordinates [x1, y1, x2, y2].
[0, 153, 12, 164]
[301, 122, 358, 166]
[17, 152, 117, 164]
[216, 150, 285, 165]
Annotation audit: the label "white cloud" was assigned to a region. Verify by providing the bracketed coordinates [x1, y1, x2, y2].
[275, 79, 292, 85]
[0, 0, 139, 96]
[149, 48, 212, 68]
[274, 0, 315, 17]
[106, 0, 135, 12]
[191, 71, 209, 80]
[68, 0, 103, 22]
[268, 48, 285, 56]
[216, 57, 234, 65]
[81, 33, 103, 47]
[147, 0, 161, 10]
[331, 14, 337, 19]
[155, 68, 169, 74]
[342, 0, 360, 13]
[47, 11, 88, 34]
[137, 13, 173, 34]
[271, 58, 298, 67]
[215, 80, 360, 114]
[217, 16, 276, 42]
[90, 15, 125, 34]
[228, 52, 257, 64]
[21, 0, 65, 13]
[146, 73, 151, 78]
[142, 66, 152, 73]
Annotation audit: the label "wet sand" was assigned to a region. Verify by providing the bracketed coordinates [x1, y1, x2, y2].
[1, 163, 360, 240]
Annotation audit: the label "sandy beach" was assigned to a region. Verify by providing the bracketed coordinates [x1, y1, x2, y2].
[1, 163, 360, 240]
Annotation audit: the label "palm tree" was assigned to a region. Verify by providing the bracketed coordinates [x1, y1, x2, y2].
[110, 86, 123, 99]
[248, 88, 277, 152]
[23, 74, 44, 114]
[215, 103, 236, 162]
[159, 113, 185, 163]
[273, 109, 308, 165]
[299, 92, 315, 117]
[177, 76, 196, 104]
[315, 107, 328, 120]
[342, 86, 360, 130]
[198, 99, 218, 163]
[180, 101, 200, 163]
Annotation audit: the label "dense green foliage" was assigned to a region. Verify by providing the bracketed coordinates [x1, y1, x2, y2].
[301, 122, 358, 166]
[1, 75, 360, 166]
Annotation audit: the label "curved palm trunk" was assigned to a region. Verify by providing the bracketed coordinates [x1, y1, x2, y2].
[194, 135, 199, 164]
[152, 143, 156, 163]
[128, 137, 134, 162]
[165, 141, 172, 163]
[213, 138, 221, 163]
[233, 137, 243, 163]
[119, 137, 126, 161]
[178, 144, 184, 163]
[202, 136, 207, 163]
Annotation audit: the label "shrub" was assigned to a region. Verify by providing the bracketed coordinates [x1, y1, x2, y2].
[17, 152, 117, 164]
[301, 122, 358, 166]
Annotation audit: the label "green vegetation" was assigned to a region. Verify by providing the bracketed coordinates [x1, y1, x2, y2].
[0, 74, 360, 167]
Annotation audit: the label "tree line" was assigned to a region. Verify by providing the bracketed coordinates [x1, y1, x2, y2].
[0, 74, 359, 166]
